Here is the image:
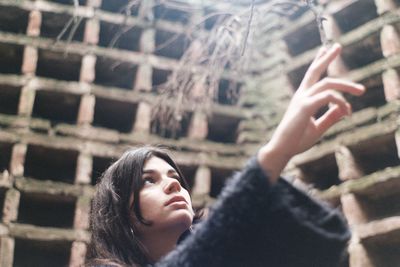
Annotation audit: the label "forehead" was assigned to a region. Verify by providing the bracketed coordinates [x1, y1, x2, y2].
[143, 156, 176, 173]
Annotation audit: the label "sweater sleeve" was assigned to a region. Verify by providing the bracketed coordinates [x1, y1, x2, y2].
[156, 157, 350, 267]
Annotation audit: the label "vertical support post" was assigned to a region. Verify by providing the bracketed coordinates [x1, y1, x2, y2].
[341, 193, 369, 226]
[0, 237, 15, 267]
[77, 94, 95, 125]
[382, 68, 400, 101]
[73, 195, 91, 229]
[69, 241, 87, 267]
[348, 242, 374, 267]
[10, 144, 27, 177]
[133, 102, 152, 133]
[335, 146, 364, 181]
[191, 166, 211, 206]
[374, 0, 398, 14]
[187, 112, 208, 140]
[75, 153, 92, 184]
[2, 189, 20, 224]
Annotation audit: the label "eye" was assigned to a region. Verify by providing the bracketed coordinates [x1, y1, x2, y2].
[143, 176, 156, 185]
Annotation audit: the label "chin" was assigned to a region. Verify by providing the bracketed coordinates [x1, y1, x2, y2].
[166, 210, 193, 231]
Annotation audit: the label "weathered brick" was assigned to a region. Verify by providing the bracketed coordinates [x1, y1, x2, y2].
[2, 189, 20, 224]
[84, 19, 100, 45]
[140, 29, 156, 53]
[10, 144, 27, 177]
[70, 241, 87, 267]
[192, 166, 211, 196]
[374, 0, 397, 14]
[381, 24, 400, 58]
[187, 112, 208, 140]
[86, 0, 102, 8]
[73, 196, 91, 229]
[75, 153, 92, 184]
[135, 64, 152, 91]
[335, 146, 364, 181]
[21, 46, 38, 75]
[80, 54, 96, 83]
[17, 87, 36, 117]
[26, 10, 41, 37]
[77, 94, 95, 125]
[341, 193, 368, 226]
[348, 243, 374, 267]
[133, 102, 152, 133]
[382, 68, 400, 101]
[0, 237, 15, 267]
[191, 165, 211, 206]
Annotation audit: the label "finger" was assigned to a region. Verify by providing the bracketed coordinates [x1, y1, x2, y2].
[307, 78, 366, 96]
[314, 104, 350, 134]
[315, 45, 328, 59]
[305, 90, 350, 116]
[300, 43, 342, 89]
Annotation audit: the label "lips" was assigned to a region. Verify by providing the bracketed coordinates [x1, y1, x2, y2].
[164, 196, 187, 206]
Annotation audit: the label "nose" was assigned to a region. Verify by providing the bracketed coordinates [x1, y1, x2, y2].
[164, 177, 181, 194]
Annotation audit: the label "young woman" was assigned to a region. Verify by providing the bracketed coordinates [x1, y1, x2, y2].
[87, 44, 365, 267]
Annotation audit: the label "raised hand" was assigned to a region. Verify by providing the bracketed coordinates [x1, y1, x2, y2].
[257, 43, 365, 183]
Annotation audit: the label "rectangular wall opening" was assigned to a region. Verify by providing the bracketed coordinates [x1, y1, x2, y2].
[17, 192, 76, 228]
[364, 243, 400, 267]
[152, 68, 172, 92]
[94, 57, 137, 90]
[284, 21, 322, 57]
[150, 112, 191, 139]
[345, 75, 386, 112]
[203, 8, 230, 30]
[99, 21, 142, 52]
[349, 133, 400, 175]
[358, 193, 400, 222]
[333, 0, 378, 34]
[210, 167, 234, 198]
[287, 63, 310, 90]
[32, 90, 81, 125]
[100, 0, 140, 15]
[0, 6, 28, 34]
[153, 3, 191, 24]
[0, 189, 6, 221]
[91, 156, 114, 185]
[341, 32, 383, 70]
[46, 0, 86, 5]
[93, 97, 137, 133]
[0, 142, 12, 173]
[178, 164, 197, 192]
[217, 79, 241, 105]
[40, 12, 86, 42]
[0, 85, 21, 115]
[0, 43, 23, 74]
[155, 30, 190, 59]
[36, 50, 82, 81]
[24, 145, 78, 184]
[206, 114, 241, 143]
[14, 239, 72, 267]
[298, 153, 340, 190]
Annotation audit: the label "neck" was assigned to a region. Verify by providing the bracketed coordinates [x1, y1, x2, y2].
[139, 227, 184, 263]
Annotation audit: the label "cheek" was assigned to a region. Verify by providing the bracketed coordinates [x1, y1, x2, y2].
[183, 191, 194, 215]
[139, 193, 157, 218]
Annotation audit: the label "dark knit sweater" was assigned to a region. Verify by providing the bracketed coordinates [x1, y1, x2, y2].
[156, 157, 350, 267]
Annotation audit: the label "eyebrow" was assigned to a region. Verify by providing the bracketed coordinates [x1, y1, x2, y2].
[142, 169, 178, 175]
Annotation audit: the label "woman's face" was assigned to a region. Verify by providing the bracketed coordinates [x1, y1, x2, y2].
[134, 156, 194, 233]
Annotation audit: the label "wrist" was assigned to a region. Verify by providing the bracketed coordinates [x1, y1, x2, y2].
[257, 143, 292, 184]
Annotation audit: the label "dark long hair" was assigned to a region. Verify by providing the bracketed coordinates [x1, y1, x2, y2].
[87, 146, 199, 266]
